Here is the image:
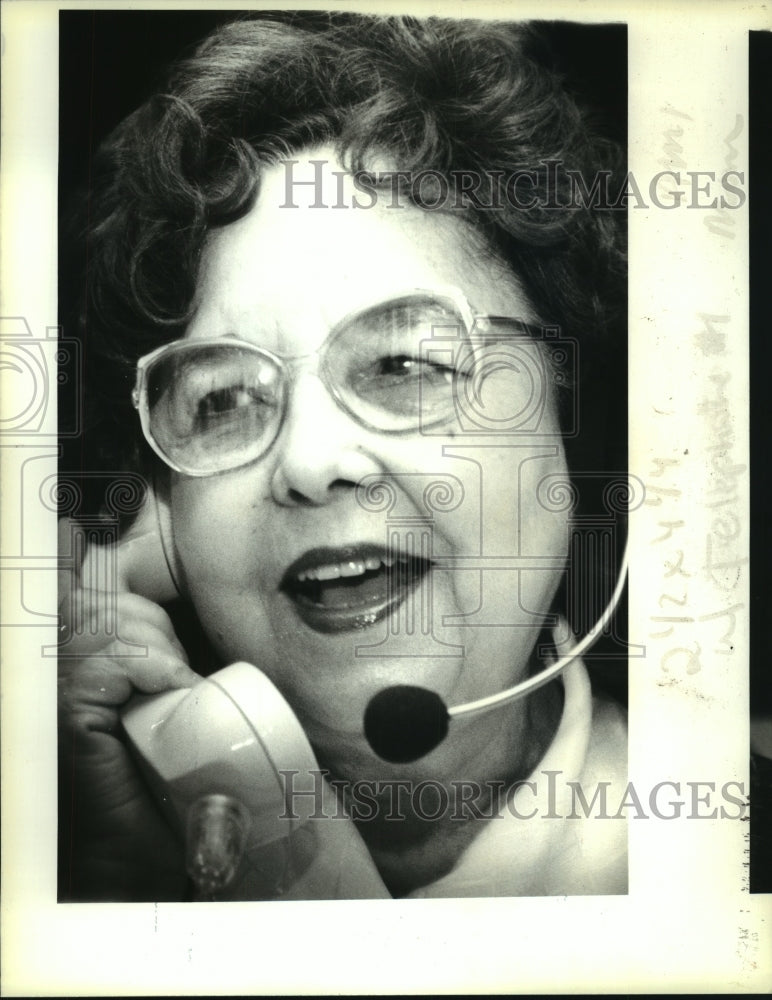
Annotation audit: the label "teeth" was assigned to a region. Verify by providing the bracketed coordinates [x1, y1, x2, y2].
[340, 560, 366, 578]
[294, 555, 413, 584]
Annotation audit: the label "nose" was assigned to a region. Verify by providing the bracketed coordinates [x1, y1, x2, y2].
[270, 372, 381, 506]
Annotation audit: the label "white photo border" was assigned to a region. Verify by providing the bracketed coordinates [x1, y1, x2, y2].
[1, 0, 769, 994]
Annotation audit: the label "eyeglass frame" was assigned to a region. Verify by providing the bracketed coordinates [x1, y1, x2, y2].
[131, 284, 547, 478]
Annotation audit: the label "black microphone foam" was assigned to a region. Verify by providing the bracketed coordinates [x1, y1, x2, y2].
[364, 685, 450, 763]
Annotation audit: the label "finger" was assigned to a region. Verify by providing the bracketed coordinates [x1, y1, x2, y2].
[61, 642, 199, 717]
[58, 588, 190, 664]
[73, 589, 188, 649]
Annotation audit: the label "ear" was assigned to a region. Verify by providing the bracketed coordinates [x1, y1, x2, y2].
[117, 475, 184, 605]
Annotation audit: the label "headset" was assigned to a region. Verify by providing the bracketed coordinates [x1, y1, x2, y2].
[363, 541, 629, 762]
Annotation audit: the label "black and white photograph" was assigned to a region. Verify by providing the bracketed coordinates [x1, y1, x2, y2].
[55, 10, 629, 906]
[1, 1, 769, 994]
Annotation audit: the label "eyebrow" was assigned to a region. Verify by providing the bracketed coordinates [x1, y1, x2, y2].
[339, 294, 466, 333]
[194, 289, 473, 351]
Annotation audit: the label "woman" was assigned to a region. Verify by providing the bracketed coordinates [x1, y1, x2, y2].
[58, 13, 628, 901]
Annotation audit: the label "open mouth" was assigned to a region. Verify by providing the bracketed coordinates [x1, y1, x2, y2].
[280, 545, 432, 634]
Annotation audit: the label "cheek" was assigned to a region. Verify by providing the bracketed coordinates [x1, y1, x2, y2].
[387, 432, 569, 678]
[509, 437, 571, 612]
[168, 474, 268, 605]
[167, 477, 295, 675]
[447, 436, 569, 633]
[427, 437, 570, 559]
[519, 442, 571, 553]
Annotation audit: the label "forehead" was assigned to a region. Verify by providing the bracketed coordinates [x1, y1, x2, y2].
[187, 150, 534, 346]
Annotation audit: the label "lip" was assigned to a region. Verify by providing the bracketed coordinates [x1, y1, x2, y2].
[280, 544, 432, 635]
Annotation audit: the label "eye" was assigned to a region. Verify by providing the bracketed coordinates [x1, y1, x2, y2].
[346, 354, 458, 421]
[372, 354, 455, 383]
[196, 385, 259, 421]
[324, 293, 471, 427]
[189, 382, 277, 443]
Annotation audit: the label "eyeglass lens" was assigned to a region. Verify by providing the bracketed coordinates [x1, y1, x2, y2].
[142, 295, 540, 474]
[146, 342, 286, 474]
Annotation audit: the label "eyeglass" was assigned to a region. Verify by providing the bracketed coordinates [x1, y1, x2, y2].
[131, 286, 546, 477]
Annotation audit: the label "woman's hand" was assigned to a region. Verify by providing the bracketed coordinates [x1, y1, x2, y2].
[57, 512, 199, 902]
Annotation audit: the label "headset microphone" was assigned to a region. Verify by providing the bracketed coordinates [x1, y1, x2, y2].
[363, 545, 629, 764]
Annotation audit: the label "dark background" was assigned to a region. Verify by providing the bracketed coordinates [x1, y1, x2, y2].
[750, 34, 772, 719]
[749, 29, 771, 894]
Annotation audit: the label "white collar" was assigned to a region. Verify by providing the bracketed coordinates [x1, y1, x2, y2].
[408, 658, 628, 898]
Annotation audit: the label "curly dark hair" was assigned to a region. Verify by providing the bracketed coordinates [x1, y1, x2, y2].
[68, 13, 626, 500]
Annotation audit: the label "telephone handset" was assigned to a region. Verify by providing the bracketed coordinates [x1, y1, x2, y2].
[111, 488, 318, 899]
[121, 662, 324, 900]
